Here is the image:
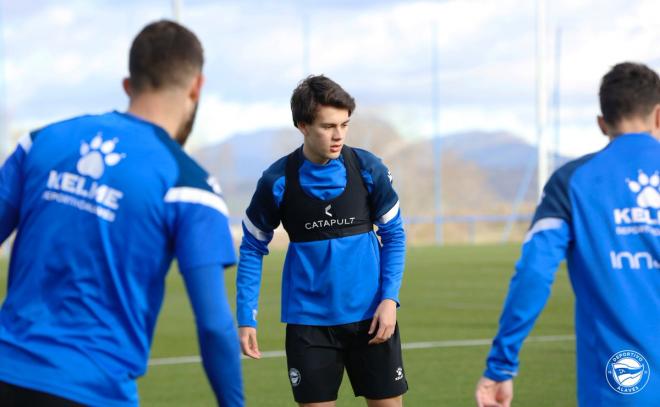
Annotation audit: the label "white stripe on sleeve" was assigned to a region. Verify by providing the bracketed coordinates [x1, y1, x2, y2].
[18, 133, 32, 153]
[523, 217, 565, 244]
[164, 187, 229, 216]
[378, 200, 400, 224]
[243, 216, 272, 242]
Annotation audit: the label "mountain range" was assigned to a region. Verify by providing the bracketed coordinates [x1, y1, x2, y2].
[191, 116, 571, 242]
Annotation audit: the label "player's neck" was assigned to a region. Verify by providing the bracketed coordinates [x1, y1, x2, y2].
[126, 92, 187, 139]
[608, 117, 655, 140]
[302, 144, 331, 165]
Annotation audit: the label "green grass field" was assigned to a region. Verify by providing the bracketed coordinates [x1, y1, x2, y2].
[0, 244, 576, 406]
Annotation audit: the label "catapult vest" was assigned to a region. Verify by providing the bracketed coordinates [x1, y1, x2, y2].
[280, 146, 374, 242]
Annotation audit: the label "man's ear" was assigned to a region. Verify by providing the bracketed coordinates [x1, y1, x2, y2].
[297, 122, 308, 137]
[652, 104, 660, 130]
[597, 115, 609, 136]
[189, 73, 204, 102]
[122, 78, 132, 97]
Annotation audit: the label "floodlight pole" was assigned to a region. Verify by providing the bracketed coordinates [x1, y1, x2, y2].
[302, 12, 310, 75]
[431, 22, 443, 245]
[172, 0, 182, 22]
[536, 0, 549, 197]
[551, 27, 562, 172]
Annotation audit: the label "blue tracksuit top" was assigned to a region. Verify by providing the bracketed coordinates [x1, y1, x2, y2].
[236, 146, 405, 327]
[0, 111, 243, 406]
[485, 133, 659, 406]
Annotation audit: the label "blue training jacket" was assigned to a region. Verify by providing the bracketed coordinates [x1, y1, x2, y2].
[485, 133, 659, 406]
[0, 111, 243, 406]
[236, 146, 405, 327]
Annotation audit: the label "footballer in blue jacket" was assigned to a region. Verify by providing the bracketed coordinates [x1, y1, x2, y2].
[0, 21, 243, 406]
[236, 75, 408, 406]
[476, 62, 659, 407]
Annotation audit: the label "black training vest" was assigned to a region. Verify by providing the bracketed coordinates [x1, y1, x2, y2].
[280, 146, 374, 243]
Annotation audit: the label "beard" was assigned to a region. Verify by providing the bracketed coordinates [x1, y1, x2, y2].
[174, 102, 199, 146]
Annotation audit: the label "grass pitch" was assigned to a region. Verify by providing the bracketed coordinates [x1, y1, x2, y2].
[0, 244, 576, 406]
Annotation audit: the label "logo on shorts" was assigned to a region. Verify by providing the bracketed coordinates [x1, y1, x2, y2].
[289, 368, 301, 387]
[325, 204, 333, 217]
[394, 367, 404, 381]
[605, 350, 651, 395]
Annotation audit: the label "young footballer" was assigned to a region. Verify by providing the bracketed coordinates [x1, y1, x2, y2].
[237, 75, 407, 406]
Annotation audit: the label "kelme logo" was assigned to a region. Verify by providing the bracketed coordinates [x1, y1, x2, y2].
[627, 170, 660, 209]
[77, 133, 125, 179]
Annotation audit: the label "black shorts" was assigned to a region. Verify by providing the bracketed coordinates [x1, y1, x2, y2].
[0, 381, 85, 407]
[285, 319, 408, 403]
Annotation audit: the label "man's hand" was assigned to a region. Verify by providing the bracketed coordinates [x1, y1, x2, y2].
[238, 326, 261, 359]
[475, 376, 513, 407]
[368, 299, 397, 345]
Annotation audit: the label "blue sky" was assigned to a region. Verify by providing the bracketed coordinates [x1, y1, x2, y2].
[2, 0, 660, 156]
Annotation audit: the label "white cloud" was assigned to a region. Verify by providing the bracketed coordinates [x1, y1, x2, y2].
[556, 124, 608, 157]
[46, 6, 76, 27]
[2, 0, 660, 159]
[187, 93, 291, 150]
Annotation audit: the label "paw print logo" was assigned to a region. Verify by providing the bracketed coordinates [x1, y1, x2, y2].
[626, 170, 660, 208]
[76, 133, 125, 179]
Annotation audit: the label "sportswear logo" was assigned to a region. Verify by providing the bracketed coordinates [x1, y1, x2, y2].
[289, 368, 301, 387]
[610, 251, 660, 270]
[207, 176, 223, 195]
[627, 170, 660, 209]
[613, 170, 660, 236]
[43, 132, 125, 222]
[395, 367, 404, 381]
[76, 133, 125, 179]
[325, 204, 333, 217]
[305, 217, 356, 230]
[605, 350, 650, 395]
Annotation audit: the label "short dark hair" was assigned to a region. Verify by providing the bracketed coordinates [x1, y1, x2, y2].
[599, 62, 660, 126]
[129, 20, 204, 93]
[290, 75, 356, 127]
